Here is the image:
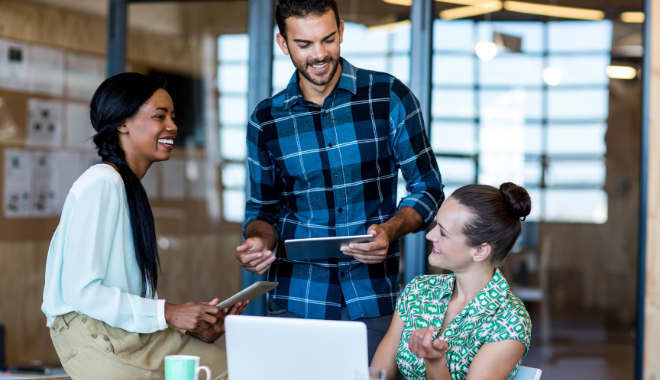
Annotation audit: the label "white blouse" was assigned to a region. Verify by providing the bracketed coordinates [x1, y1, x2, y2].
[42, 164, 167, 333]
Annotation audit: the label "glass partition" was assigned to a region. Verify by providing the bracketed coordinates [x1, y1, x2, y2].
[431, 6, 642, 378]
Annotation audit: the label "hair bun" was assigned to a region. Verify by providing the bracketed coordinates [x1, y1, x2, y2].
[500, 182, 532, 221]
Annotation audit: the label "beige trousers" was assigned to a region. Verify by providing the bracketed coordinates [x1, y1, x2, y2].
[49, 312, 228, 380]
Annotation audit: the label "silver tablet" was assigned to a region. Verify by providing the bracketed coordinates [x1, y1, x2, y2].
[217, 281, 278, 310]
[284, 235, 375, 261]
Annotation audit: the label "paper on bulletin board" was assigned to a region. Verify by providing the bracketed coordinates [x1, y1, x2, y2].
[0, 39, 29, 92]
[65, 102, 95, 150]
[67, 53, 105, 100]
[161, 158, 185, 199]
[53, 151, 87, 212]
[142, 161, 159, 199]
[3, 149, 32, 217]
[28, 45, 65, 96]
[32, 151, 58, 216]
[26, 98, 63, 147]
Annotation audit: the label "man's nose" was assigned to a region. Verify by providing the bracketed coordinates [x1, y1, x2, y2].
[313, 43, 327, 60]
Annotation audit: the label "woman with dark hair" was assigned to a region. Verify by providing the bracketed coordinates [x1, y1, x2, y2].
[41, 72, 244, 379]
[372, 183, 533, 380]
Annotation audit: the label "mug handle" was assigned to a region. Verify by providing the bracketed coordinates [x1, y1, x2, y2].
[195, 365, 212, 380]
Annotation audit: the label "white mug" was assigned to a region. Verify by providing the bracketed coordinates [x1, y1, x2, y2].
[164, 355, 212, 380]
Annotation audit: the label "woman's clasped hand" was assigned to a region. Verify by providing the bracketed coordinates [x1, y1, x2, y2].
[165, 299, 250, 343]
[407, 327, 448, 361]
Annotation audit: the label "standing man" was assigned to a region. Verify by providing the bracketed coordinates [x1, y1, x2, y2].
[236, 0, 444, 361]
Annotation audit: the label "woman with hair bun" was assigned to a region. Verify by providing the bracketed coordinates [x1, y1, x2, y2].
[372, 183, 533, 380]
[41, 73, 245, 379]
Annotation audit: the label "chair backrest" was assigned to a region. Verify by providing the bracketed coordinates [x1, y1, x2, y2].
[515, 366, 542, 380]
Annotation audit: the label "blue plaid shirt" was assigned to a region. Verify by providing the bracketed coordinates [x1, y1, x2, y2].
[244, 59, 444, 320]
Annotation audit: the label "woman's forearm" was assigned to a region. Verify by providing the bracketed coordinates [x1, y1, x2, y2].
[425, 357, 452, 380]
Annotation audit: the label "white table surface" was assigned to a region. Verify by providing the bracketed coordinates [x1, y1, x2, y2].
[0, 368, 68, 379]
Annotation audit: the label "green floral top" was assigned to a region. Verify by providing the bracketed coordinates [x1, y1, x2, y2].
[396, 269, 531, 380]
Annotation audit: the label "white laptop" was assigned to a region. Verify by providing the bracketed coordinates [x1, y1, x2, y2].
[225, 315, 369, 380]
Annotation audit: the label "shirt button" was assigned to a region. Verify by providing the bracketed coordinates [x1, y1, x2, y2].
[341, 272, 345, 278]
[323, 111, 328, 116]
[328, 143, 333, 148]
[338, 208, 343, 213]
[81, 317, 87, 323]
[106, 347, 112, 353]
[53, 323, 59, 329]
[91, 333, 98, 339]
[334, 174, 338, 179]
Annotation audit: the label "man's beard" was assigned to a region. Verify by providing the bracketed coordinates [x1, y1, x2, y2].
[290, 52, 340, 86]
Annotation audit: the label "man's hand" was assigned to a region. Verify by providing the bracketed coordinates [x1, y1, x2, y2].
[408, 326, 448, 361]
[195, 299, 250, 343]
[236, 237, 276, 275]
[341, 224, 391, 264]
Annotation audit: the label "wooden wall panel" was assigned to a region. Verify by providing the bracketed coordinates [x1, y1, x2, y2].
[645, 1, 660, 378]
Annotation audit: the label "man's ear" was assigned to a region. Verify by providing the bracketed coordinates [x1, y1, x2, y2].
[276, 33, 290, 55]
[473, 243, 492, 263]
[117, 124, 128, 134]
[338, 20, 344, 44]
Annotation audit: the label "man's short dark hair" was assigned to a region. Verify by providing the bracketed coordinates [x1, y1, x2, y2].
[276, 0, 341, 41]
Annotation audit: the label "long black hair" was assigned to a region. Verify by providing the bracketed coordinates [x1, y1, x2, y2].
[90, 72, 167, 298]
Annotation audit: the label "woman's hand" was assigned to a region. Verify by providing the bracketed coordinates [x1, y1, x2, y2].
[196, 299, 250, 343]
[409, 327, 451, 380]
[408, 327, 448, 360]
[164, 301, 220, 334]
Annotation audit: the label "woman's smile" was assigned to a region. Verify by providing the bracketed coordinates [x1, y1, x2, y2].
[432, 247, 443, 255]
[158, 137, 174, 151]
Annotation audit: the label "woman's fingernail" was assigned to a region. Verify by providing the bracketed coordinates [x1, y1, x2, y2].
[257, 253, 262, 258]
[349, 245, 354, 249]
[270, 256, 276, 261]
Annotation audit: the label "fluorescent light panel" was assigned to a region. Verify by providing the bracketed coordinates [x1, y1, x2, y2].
[440, 1, 502, 20]
[367, 20, 411, 33]
[438, 0, 496, 5]
[383, 0, 412, 6]
[621, 12, 645, 23]
[607, 66, 637, 80]
[386, 0, 606, 21]
[503, 1, 604, 20]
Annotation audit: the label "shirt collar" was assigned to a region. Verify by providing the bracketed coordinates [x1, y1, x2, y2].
[283, 58, 358, 110]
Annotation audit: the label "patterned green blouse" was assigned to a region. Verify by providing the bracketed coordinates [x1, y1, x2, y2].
[396, 269, 531, 380]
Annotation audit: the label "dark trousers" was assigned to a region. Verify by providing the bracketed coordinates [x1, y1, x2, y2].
[267, 297, 393, 364]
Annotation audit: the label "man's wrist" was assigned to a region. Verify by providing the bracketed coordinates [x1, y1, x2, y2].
[378, 221, 400, 243]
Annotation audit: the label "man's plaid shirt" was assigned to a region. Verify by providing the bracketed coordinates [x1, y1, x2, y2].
[244, 59, 444, 320]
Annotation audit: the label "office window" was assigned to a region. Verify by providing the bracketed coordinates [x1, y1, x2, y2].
[431, 20, 611, 223]
[217, 34, 249, 223]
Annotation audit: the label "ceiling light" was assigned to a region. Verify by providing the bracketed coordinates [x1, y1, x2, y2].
[440, 1, 502, 20]
[503, 1, 604, 20]
[543, 67, 563, 86]
[621, 12, 645, 23]
[383, 0, 412, 6]
[367, 20, 412, 34]
[475, 41, 498, 61]
[607, 66, 637, 80]
[437, 0, 496, 4]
